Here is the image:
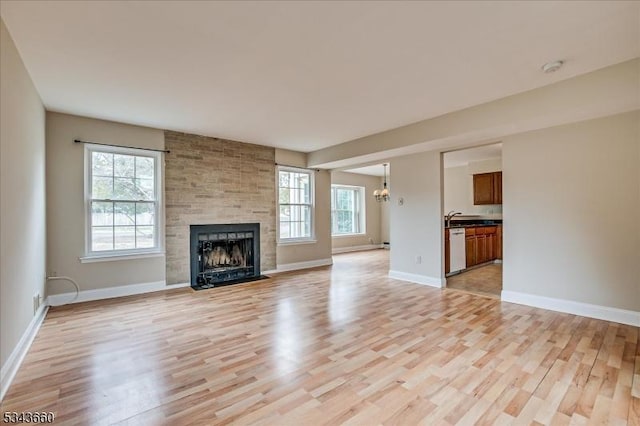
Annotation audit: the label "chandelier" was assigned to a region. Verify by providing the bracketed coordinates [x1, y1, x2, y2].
[373, 163, 390, 202]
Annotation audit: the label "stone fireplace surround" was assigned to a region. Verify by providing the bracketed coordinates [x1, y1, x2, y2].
[164, 131, 276, 285]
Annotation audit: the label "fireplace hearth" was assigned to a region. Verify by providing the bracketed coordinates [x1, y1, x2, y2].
[190, 223, 265, 290]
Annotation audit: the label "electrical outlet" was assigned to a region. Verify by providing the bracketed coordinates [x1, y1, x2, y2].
[368, 237, 374, 244]
[415, 255, 422, 264]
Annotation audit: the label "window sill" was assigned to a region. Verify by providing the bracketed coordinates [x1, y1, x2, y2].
[332, 233, 366, 238]
[79, 251, 165, 263]
[277, 239, 317, 247]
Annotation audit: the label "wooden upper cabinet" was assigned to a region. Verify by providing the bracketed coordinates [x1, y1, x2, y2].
[473, 173, 494, 205]
[494, 172, 502, 204]
[473, 171, 502, 205]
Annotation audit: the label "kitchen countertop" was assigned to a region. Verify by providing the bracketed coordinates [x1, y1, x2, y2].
[445, 221, 502, 229]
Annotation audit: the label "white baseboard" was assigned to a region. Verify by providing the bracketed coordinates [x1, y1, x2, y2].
[1, 303, 49, 402]
[332, 244, 383, 254]
[266, 258, 333, 274]
[47, 280, 190, 306]
[388, 270, 444, 288]
[501, 290, 640, 327]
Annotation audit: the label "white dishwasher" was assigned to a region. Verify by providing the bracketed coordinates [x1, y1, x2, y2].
[449, 228, 466, 273]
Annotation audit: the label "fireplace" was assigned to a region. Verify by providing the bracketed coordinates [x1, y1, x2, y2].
[190, 223, 263, 290]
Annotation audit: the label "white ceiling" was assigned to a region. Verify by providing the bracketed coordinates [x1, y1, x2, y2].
[444, 143, 502, 168]
[1, 1, 638, 152]
[345, 142, 503, 174]
[344, 164, 388, 177]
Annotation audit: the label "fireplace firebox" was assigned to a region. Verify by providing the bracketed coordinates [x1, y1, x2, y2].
[190, 223, 263, 290]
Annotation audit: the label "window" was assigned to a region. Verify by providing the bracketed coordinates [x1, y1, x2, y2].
[278, 167, 314, 242]
[331, 185, 365, 236]
[85, 145, 161, 256]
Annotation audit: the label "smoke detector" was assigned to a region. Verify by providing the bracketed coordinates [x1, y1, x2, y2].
[541, 60, 564, 73]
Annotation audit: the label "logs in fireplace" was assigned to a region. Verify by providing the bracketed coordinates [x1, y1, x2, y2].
[190, 223, 263, 290]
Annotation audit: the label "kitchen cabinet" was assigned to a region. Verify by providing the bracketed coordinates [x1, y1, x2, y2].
[445, 229, 450, 274]
[487, 232, 496, 261]
[464, 225, 499, 268]
[496, 225, 502, 260]
[473, 172, 502, 205]
[476, 234, 487, 264]
[465, 235, 476, 268]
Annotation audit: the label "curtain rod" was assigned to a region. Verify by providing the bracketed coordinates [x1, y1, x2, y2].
[74, 139, 170, 154]
[275, 162, 321, 172]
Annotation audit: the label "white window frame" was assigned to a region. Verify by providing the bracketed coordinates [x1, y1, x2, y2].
[277, 166, 315, 244]
[331, 184, 366, 237]
[82, 144, 163, 261]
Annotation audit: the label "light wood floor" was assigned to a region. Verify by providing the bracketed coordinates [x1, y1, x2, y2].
[2, 250, 638, 425]
[446, 264, 503, 298]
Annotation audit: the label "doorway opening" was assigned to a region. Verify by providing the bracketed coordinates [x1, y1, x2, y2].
[442, 143, 503, 298]
[329, 164, 391, 256]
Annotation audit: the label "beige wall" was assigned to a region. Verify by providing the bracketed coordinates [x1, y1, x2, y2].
[502, 111, 640, 311]
[330, 171, 382, 249]
[389, 151, 443, 283]
[0, 19, 46, 370]
[274, 149, 332, 266]
[164, 131, 276, 284]
[46, 112, 166, 294]
[444, 158, 503, 216]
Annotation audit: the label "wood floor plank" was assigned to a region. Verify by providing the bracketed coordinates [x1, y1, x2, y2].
[1, 250, 637, 425]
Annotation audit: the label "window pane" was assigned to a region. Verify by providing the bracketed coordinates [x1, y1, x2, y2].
[331, 210, 337, 234]
[289, 187, 298, 204]
[92, 152, 113, 177]
[337, 211, 347, 233]
[278, 169, 313, 240]
[298, 187, 309, 204]
[92, 201, 113, 226]
[114, 202, 136, 225]
[279, 186, 290, 204]
[338, 189, 352, 210]
[135, 156, 154, 179]
[114, 226, 136, 250]
[114, 177, 138, 200]
[92, 176, 113, 199]
[89, 149, 159, 253]
[136, 202, 154, 226]
[290, 221, 299, 239]
[298, 173, 309, 188]
[114, 154, 135, 177]
[136, 226, 154, 248]
[135, 178, 155, 200]
[301, 206, 311, 237]
[279, 171, 289, 188]
[279, 205, 290, 221]
[330, 186, 364, 236]
[302, 206, 311, 237]
[92, 227, 113, 251]
[280, 222, 290, 239]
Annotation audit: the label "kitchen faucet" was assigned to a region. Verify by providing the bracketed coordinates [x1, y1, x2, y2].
[445, 211, 463, 228]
